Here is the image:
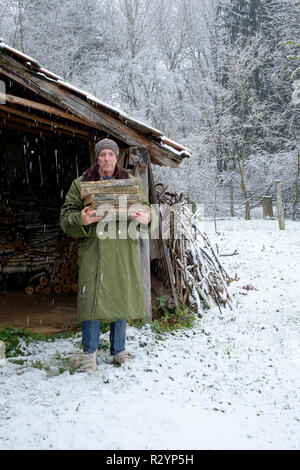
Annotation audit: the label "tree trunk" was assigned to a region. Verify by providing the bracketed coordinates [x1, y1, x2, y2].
[237, 155, 251, 220]
[292, 152, 300, 221]
[229, 176, 234, 217]
[262, 196, 274, 219]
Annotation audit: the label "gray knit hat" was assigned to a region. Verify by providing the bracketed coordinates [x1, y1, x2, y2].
[95, 138, 119, 159]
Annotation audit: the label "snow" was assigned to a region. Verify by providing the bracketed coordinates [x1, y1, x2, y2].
[161, 136, 192, 156]
[0, 218, 299, 450]
[0, 42, 40, 67]
[160, 142, 191, 157]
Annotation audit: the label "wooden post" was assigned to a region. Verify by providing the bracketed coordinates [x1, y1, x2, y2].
[274, 180, 285, 230]
[129, 146, 152, 322]
[0, 340, 5, 365]
[89, 138, 95, 166]
[262, 196, 274, 219]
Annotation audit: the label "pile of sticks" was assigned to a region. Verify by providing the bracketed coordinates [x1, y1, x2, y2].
[157, 189, 236, 313]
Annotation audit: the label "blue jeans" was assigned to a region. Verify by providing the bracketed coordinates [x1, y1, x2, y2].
[81, 319, 127, 356]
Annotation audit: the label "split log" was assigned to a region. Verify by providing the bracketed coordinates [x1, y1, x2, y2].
[25, 286, 34, 295]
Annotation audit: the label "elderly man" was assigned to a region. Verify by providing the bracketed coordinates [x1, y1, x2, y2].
[60, 138, 151, 374]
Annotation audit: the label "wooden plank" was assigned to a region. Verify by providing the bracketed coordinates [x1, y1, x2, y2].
[0, 111, 90, 140]
[0, 93, 93, 126]
[0, 118, 56, 138]
[80, 179, 138, 198]
[89, 139, 96, 166]
[0, 104, 91, 137]
[84, 193, 142, 207]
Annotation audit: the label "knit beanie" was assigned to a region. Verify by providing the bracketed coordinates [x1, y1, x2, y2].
[94, 138, 119, 159]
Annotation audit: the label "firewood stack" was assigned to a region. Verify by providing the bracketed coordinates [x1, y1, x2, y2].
[0, 195, 78, 295]
[0, 196, 59, 275]
[156, 188, 236, 313]
[24, 235, 78, 295]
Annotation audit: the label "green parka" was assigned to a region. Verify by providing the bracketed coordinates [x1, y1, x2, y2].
[59, 175, 150, 323]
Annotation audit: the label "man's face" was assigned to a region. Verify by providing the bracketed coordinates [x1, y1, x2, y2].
[97, 148, 117, 176]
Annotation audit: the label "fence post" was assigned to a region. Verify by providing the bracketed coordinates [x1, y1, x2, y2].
[0, 340, 5, 365]
[274, 180, 285, 230]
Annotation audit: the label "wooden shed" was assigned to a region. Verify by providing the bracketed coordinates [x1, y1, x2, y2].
[0, 41, 191, 332]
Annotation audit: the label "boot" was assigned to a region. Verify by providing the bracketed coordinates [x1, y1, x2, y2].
[82, 351, 98, 374]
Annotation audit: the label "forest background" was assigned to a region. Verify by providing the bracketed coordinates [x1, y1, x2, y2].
[0, 0, 299, 219]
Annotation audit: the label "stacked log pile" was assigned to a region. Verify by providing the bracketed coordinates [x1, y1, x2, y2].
[0, 195, 78, 294]
[0, 196, 60, 275]
[24, 235, 78, 295]
[157, 188, 236, 313]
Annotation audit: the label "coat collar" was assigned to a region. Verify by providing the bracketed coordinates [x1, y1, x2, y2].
[82, 163, 130, 181]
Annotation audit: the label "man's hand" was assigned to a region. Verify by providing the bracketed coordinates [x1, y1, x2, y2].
[81, 206, 102, 226]
[129, 206, 151, 225]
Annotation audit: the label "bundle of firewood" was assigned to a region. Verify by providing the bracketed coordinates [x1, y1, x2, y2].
[80, 180, 142, 219]
[157, 188, 236, 313]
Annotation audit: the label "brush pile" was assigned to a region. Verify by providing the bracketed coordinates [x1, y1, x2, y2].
[156, 187, 236, 313]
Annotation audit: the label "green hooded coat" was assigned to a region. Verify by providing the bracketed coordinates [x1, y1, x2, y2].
[59, 175, 150, 323]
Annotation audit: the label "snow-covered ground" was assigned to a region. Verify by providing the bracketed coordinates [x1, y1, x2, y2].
[0, 218, 299, 450]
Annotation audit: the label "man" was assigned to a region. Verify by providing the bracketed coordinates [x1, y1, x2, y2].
[60, 138, 151, 374]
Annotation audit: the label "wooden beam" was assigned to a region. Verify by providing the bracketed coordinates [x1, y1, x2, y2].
[130, 146, 152, 322]
[0, 104, 91, 137]
[0, 119, 55, 138]
[0, 92, 94, 126]
[89, 138, 96, 166]
[0, 112, 90, 140]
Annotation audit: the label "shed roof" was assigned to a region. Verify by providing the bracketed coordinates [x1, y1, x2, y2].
[0, 40, 191, 167]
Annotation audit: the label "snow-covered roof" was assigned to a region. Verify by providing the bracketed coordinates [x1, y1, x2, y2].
[0, 40, 192, 166]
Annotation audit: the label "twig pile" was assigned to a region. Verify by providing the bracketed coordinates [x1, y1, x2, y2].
[157, 188, 236, 313]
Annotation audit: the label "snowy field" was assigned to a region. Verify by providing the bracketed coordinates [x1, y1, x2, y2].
[0, 218, 299, 450]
